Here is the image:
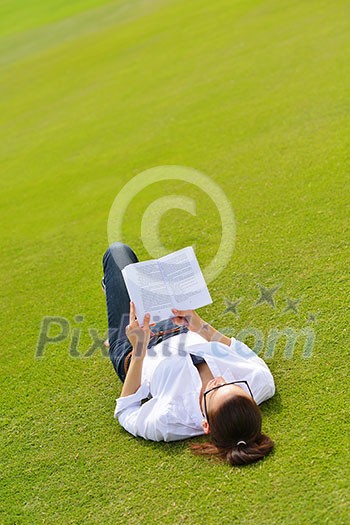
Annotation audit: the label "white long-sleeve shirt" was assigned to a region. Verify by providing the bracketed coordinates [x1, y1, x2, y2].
[115, 331, 275, 442]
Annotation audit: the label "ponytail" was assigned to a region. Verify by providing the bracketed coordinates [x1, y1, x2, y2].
[190, 395, 274, 466]
[190, 434, 274, 466]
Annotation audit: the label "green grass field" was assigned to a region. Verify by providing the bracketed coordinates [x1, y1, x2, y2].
[1, 0, 349, 523]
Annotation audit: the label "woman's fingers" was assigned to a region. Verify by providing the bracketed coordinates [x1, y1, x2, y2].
[171, 308, 190, 316]
[143, 313, 150, 330]
[171, 308, 203, 332]
[171, 309, 191, 324]
[129, 300, 140, 326]
[129, 301, 135, 324]
[171, 315, 189, 327]
[171, 308, 186, 317]
[125, 312, 152, 348]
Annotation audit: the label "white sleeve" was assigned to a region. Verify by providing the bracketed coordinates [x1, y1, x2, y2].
[114, 383, 150, 418]
[229, 337, 275, 404]
[115, 383, 170, 441]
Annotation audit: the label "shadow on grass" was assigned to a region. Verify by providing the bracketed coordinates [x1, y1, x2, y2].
[261, 388, 282, 415]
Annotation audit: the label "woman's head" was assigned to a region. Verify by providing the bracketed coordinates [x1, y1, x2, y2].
[191, 377, 274, 466]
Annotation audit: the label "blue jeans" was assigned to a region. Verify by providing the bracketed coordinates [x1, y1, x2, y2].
[102, 242, 203, 383]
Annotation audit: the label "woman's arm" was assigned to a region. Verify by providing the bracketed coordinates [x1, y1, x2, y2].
[120, 302, 152, 398]
[171, 308, 232, 347]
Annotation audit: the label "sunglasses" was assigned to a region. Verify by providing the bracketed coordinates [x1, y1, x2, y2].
[203, 380, 254, 424]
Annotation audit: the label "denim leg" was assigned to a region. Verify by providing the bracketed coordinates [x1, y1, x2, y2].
[102, 242, 139, 382]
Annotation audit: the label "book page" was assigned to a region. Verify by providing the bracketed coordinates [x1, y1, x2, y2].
[159, 247, 212, 310]
[122, 260, 173, 324]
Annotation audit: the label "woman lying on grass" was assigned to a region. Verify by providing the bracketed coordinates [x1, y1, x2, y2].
[102, 242, 275, 466]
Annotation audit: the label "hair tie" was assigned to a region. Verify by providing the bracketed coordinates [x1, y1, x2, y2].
[236, 440, 246, 446]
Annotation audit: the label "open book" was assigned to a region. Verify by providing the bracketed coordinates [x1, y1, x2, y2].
[121, 246, 212, 325]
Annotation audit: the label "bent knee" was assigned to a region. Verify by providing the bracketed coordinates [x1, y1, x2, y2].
[108, 241, 132, 253]
[103, 241, 131, 258]
[102, 242, 133, 263]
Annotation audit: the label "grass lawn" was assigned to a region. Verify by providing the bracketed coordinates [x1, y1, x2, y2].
[0, 0, 349, 523]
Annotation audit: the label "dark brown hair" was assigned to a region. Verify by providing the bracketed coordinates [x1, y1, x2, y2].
[190, 395, 274, 466]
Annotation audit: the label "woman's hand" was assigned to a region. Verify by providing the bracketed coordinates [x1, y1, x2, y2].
[126, 301, 151, 358]
[171, 307, 232, 346]
[171, 308, 206, 333]
[121, 302, 153, 397]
